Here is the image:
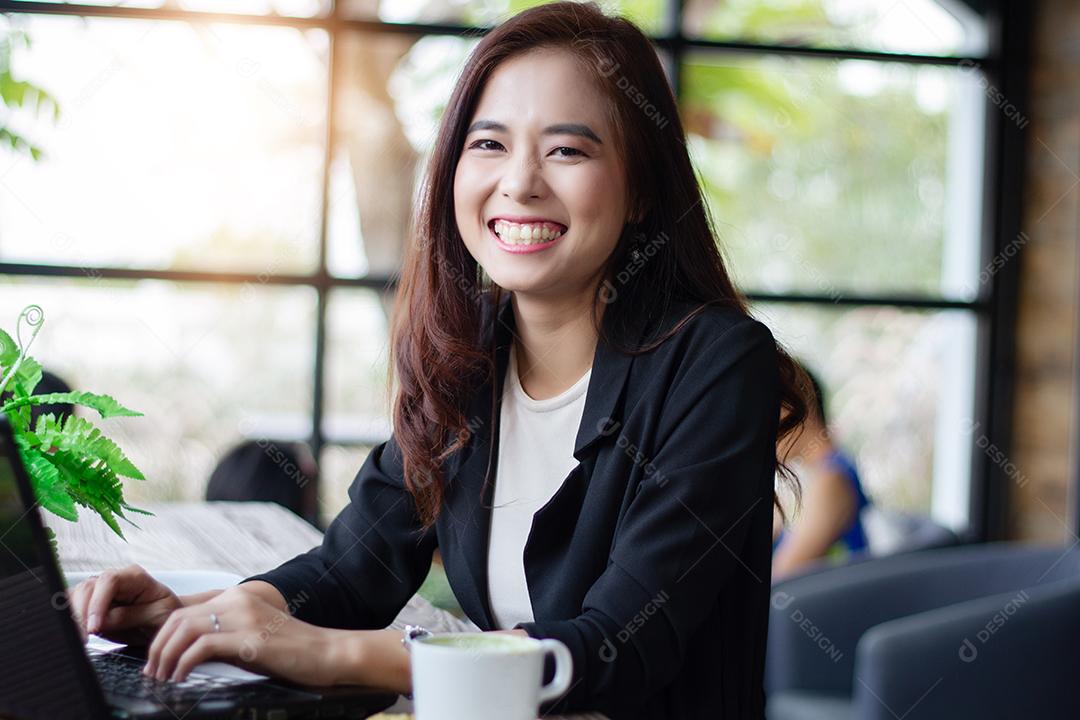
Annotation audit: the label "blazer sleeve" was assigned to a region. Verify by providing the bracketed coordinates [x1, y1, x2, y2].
[238, 434, 438, 630]
[513, 318, 780, 715]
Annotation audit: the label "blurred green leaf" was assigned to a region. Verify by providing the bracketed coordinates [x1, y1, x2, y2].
[0, 20, 60, 162]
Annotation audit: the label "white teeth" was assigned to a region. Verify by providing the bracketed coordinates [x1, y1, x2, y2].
[492, 220, 565, 245]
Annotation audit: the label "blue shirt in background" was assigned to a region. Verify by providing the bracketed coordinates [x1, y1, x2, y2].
[774, 448, 871, 557]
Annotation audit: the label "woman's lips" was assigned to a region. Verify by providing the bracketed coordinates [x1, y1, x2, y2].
[488, 221, 566, 254]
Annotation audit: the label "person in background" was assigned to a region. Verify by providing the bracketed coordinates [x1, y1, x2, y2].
[205, 439, 321, 531]
[772, 363, 871, 581]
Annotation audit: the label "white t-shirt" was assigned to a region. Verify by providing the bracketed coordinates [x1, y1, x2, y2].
[486, 346, 592, 630]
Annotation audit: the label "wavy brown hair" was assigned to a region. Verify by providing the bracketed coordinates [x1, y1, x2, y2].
[389, 1, 810, 532]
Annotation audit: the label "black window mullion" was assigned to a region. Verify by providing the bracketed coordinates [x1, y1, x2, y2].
[968, 0, 1030, 543]
[664, 0, 684, 95]
[310, 1, 340, 464]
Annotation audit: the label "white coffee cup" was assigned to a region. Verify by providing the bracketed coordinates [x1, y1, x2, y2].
[407, 631, 573, 720]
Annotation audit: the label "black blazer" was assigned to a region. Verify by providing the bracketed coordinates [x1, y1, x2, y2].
[241, 292, 780, 720]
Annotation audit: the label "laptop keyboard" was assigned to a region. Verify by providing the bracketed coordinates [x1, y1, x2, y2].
[89, 649, 267, 705]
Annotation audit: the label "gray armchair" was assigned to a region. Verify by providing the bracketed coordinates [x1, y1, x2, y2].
[766, 543, 1080, 720]
[778, 510, 961, 584]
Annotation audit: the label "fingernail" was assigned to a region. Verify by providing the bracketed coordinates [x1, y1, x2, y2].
[88, 613, 98, 633]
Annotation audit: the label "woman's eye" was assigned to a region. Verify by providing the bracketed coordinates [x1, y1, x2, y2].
[469, 139, 504, 151]
[465, 140, 585, 158]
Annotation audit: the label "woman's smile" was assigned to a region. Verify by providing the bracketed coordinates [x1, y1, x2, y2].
[487, 217, 568, 254]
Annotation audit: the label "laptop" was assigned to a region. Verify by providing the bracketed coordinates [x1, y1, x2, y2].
[0, 416, 398, 720]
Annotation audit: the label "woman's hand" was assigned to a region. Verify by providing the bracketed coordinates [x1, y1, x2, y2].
[67, 564, 183, 645]
[143, 585, 339, 685]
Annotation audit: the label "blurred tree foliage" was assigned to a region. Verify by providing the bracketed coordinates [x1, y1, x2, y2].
[1, 18, 60, 161]
[683, 55, 948, 295]
[674, 0, 950, 295]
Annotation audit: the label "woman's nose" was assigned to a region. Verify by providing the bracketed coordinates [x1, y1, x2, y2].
[499, 154, 546, 201]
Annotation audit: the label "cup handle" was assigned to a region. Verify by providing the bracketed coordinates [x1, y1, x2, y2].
[537, 639, 574, 704]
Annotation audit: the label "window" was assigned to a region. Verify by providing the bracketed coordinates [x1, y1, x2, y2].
[0, 0, 1021, 539]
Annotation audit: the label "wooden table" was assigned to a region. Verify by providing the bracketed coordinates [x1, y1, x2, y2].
[47, 501, 608, 719]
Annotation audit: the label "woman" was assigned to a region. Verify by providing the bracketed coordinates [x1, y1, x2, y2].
[772, 364, 871, 581]
[68, 3, 808, 718]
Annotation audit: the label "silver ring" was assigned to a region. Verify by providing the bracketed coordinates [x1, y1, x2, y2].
[209, 612, 220, 633]
[401, 624, 432, 651]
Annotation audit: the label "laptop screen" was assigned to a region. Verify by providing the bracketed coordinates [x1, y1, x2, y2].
[0, 420, 108, 719]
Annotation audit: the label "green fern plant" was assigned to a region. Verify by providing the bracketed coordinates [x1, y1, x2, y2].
[0, 304, 153, 539]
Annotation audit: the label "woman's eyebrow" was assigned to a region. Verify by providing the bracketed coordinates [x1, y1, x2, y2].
[466, 119, 603, 144]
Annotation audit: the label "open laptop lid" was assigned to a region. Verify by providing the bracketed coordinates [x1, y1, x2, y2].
[0, 415, 110, 720]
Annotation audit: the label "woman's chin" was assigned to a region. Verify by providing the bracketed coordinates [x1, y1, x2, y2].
[484, 269, 554, 296]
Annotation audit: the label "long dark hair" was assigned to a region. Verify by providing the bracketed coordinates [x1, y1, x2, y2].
[389, 1, 809, 531]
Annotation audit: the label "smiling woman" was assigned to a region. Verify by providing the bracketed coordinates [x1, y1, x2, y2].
[391, 0, 808, 543]
[373, 2, 810, 717]
[74, 3, 812, 719]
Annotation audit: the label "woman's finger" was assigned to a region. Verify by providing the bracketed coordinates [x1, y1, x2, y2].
[149, 611, 198, 681]
[71, 578, 97, 637]
[171, 632, 234, 682]
[145, 607, 183, 676]
[152, 612, 218, 681]
[67, 587, 87, 643]
[90, 564, 155, 622]
[85, 571, 121, 634]
[105, 602, 163, 632]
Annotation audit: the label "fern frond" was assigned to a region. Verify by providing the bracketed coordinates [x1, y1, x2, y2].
[0, 328, 17, 366]
[43, 526, 59, 563]
[16, 445, 78, 522]
[27, 413, 145, 480]
[47, 446, 128, 539]
[0, 328, 42, 399]
[2, 391, 142, 419]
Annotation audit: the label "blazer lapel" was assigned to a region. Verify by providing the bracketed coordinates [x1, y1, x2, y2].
[440, 292, 639, 630]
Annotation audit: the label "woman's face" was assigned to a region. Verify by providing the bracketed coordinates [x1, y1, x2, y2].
[453, 48, 630, 300]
